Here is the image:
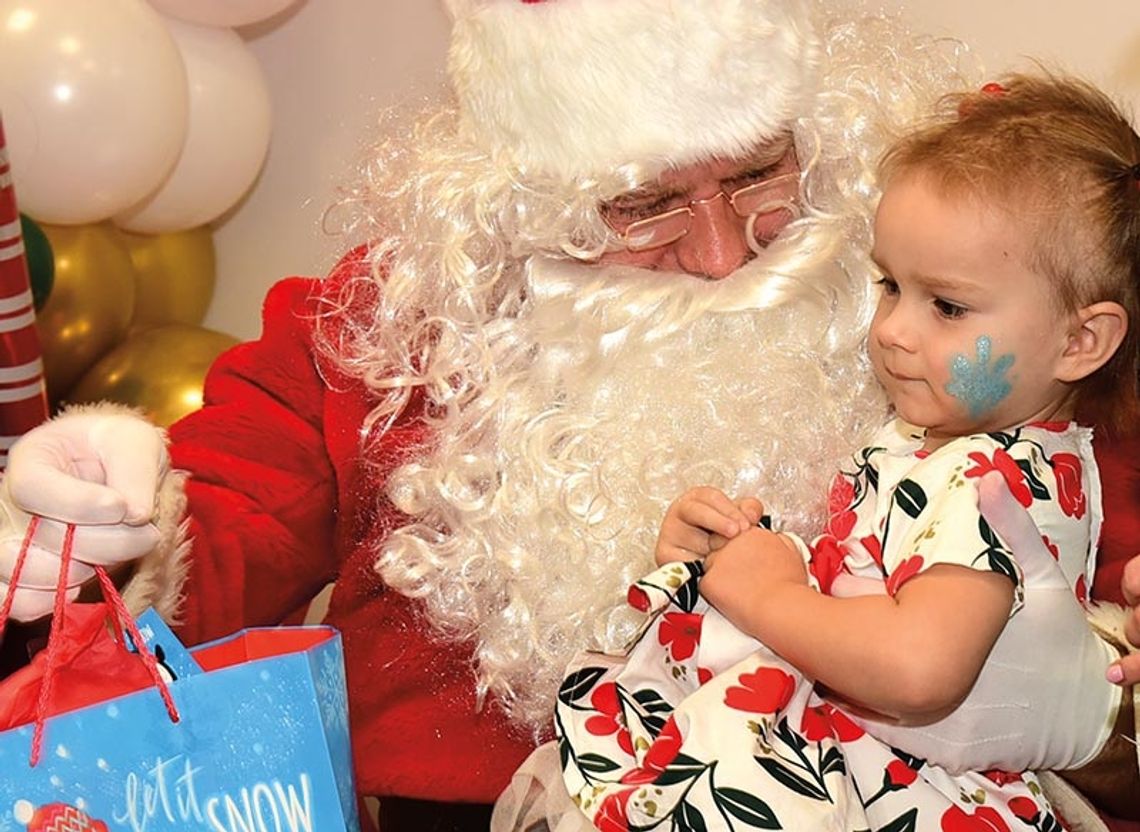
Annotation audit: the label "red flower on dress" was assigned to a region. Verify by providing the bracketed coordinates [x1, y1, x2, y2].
[1041, 535, 1059, 561]
[594, 788, 635, 832]
[981, 769, 1023, 786]
[1051, 452, 1086, 519]
[861, 535, 884, 570]
[697, 667, 712, 685]
[585, 682, 634, 755]
[1075, 574, 1088, 606]
[885, 555, 924, 597]
[799, 703, 865, 741]
[1006, 796, 1040, 825]
[809, 535, 846, 595]
[965, 449, 1031, 508]
[619, 717, 684, 785]
[826, 474, 857, 539]
[885, 759, 918, 788]
[724, 667, 795, 713]
[627, 585, 650, 612]
[939, 803, 1011, 832]
[657, 612, 702, 661]
[827, 705, 866, 740]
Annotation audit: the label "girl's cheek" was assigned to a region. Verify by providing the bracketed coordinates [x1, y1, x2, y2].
[943, 334, 1015, 418]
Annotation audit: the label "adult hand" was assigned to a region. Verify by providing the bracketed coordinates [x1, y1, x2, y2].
[654, 486, 763, 564]
[0, 410, 167, 620]
[851, 471, 1118, 772]
[1117, 552, 1140, 683]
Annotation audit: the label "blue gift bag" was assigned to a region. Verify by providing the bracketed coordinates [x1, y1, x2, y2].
[0, 611, 360, 832]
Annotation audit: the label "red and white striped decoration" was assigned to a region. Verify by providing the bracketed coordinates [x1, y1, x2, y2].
[0, 116, 49, 468]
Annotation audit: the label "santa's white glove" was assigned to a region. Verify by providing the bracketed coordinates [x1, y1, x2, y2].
[0, 411, 167, 621]
[837, 471, 1118, 773]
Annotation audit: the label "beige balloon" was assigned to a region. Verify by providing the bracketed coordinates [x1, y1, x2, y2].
[120, 227, 217, 326]
[68, 324, 239, 427]
[36, 223, 137, 404]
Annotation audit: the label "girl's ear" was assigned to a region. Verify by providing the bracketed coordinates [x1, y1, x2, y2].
[1055, 301, 1128, 382]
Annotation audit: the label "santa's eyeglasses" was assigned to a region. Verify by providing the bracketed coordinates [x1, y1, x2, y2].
[600, 172, 801, 253]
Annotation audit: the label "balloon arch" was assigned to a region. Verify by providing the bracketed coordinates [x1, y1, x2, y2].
[0, 0, 298, 435]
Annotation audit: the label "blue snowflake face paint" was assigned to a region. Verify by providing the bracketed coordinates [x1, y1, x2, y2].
[945, 335, 1014, 418]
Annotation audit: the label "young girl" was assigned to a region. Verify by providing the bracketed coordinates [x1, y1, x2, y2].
[555, 73, 1139, 831]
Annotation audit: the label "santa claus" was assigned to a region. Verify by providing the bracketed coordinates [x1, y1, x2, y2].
[0, 0, 1136, 829]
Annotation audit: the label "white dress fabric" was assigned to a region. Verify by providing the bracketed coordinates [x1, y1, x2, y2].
[549, 420, 1099, 832]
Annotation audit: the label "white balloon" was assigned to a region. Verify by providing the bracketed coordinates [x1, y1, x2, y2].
[146, 0, 301, 29]
[0, 0, 189, 225]
[114, 18, 272, 234]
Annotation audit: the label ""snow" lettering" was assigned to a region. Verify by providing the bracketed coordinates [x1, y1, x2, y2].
[111, 755, 315, 832]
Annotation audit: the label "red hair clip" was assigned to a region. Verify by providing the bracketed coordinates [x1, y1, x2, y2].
[959, 82, 1008, 118]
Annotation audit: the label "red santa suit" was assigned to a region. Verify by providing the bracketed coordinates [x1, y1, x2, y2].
[168, 257, 538, 802]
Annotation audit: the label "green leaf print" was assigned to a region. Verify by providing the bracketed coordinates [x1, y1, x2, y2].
[631, 689, 671, 736]
[876, 807, 918, 832]
[633, 689, 674, 713]
[774, 715, 809, 752]
[557, 667, 607, 705]
[754, 757, 829, 801]
[977, 516, 1000, 549]
[675, 568, 702, 612]
[985, 549, 1019, 584]
[888, 747, 926, 771]
[986, 430, 1017, 450]
[893, 479, 927, 519]
[577, 753, 620, 774]
[655, 752, 709, 786]
[713, 787, 782, 829]
[1016, 459, 1050, 501]
[676, 800, 708, 832]
[819, 746, 847, 777]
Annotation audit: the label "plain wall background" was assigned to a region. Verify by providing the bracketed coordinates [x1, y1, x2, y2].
[207, 1, 1140, 340]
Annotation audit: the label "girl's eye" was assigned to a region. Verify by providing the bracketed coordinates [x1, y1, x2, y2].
[934, 298, 967, 319]
[872, 276, 898, 295]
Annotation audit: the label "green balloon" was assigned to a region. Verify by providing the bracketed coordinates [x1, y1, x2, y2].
[19, 214, 55, 311]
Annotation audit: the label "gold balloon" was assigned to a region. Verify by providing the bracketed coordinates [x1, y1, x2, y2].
[36, 223, 137, 404]
[120, 226, 217, 327]
[68, 324, 239, 427]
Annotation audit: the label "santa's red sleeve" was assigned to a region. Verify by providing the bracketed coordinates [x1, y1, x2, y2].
[135, 250, 537, 803]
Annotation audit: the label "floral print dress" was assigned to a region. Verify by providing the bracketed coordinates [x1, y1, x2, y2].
[556, 419, 1099, 832]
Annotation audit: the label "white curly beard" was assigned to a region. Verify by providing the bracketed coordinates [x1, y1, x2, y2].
[377, 246, 889, 734]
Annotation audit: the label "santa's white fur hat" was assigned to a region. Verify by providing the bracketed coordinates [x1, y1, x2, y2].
[444, 0, 821, 180]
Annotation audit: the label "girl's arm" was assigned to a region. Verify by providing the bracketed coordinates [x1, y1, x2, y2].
[700, 527, 1014, 724]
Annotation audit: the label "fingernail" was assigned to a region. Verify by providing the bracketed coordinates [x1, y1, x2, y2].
[1106, 664, 1125, 684]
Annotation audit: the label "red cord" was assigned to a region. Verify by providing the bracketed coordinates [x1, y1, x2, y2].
[30, 523, 75, 765]
[0, 514, 40, 644]
[9, 522, 181, 767]
[94, 566, 179, 724]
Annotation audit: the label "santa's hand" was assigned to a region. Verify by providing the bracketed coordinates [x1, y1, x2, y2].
[1115, 552, 1140, 684]
[856, 471, 1118, 772]
[0, 411, 167, 621]
[655, 486, 763, 564]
